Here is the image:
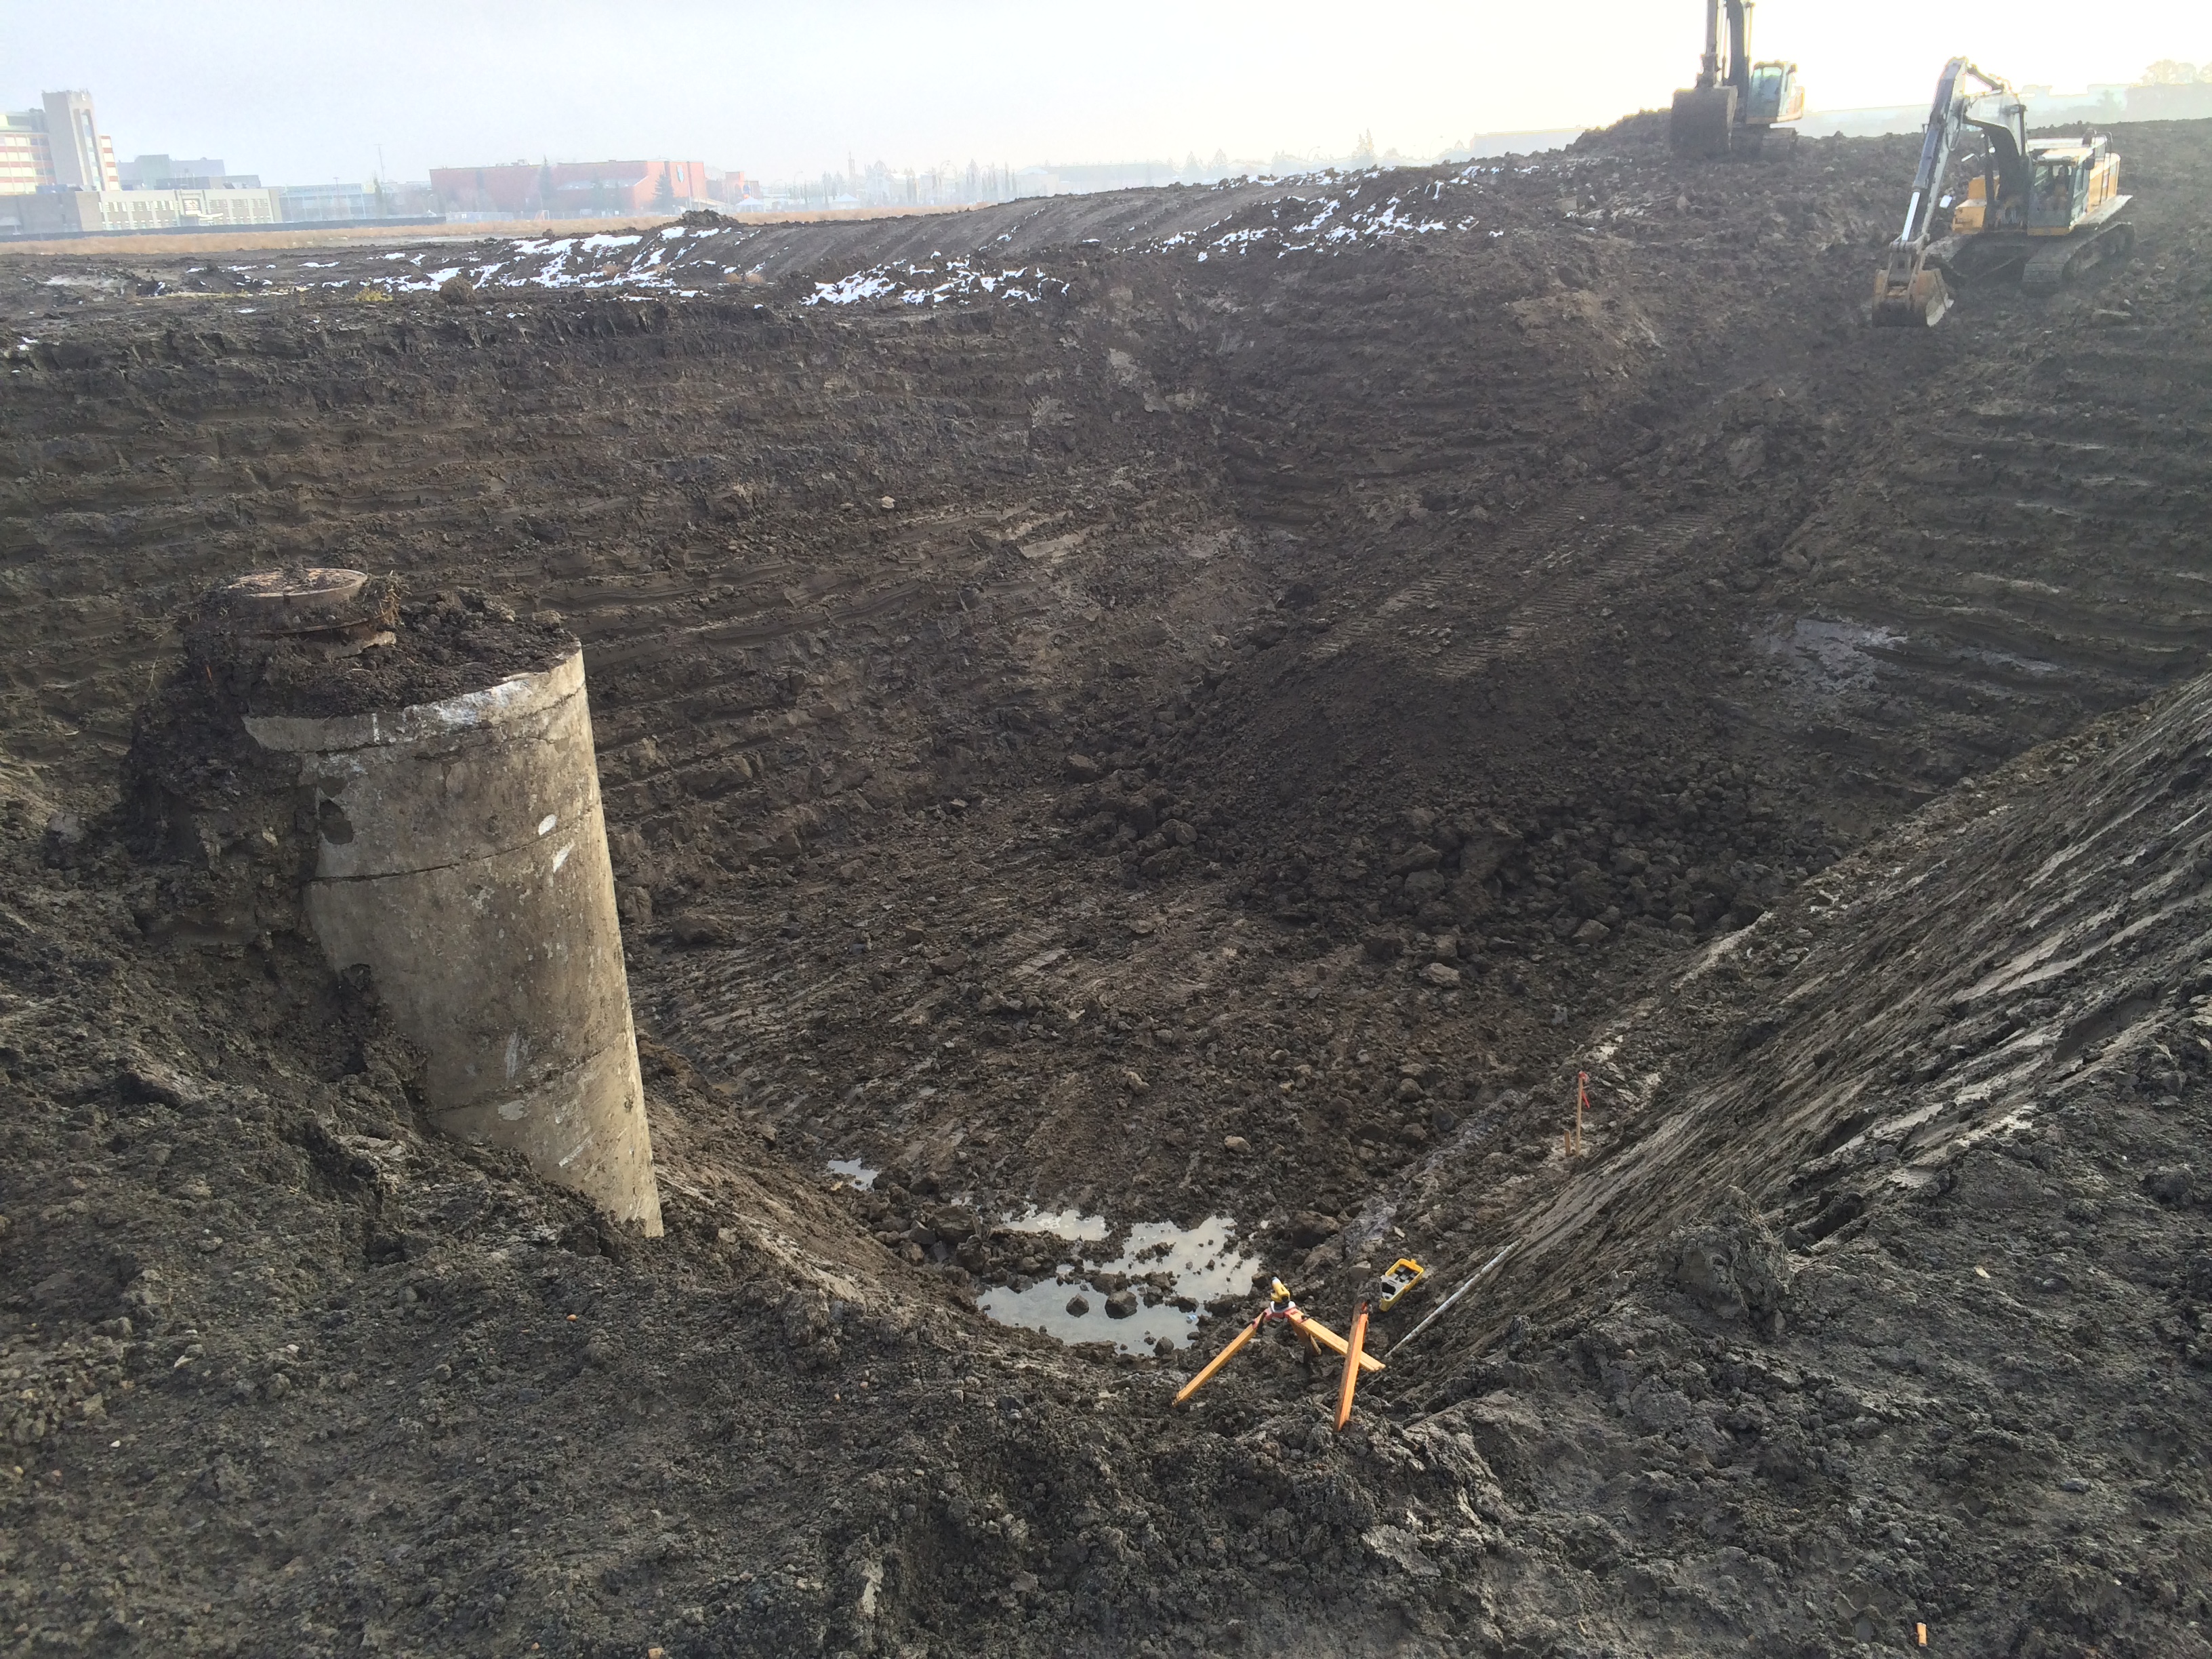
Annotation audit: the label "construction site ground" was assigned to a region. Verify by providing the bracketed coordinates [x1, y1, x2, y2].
[3, 115, 2211, 1658]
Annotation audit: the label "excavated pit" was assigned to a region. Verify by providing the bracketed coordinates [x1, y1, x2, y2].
[3, 117, 2212, 1658]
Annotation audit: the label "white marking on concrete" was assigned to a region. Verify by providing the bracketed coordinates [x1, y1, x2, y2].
[552, 842, 573, 874]
[537, 814, 558, 836]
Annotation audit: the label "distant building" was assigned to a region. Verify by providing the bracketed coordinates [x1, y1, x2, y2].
[276, 182, 376, 221]
[1, 90, 122, 194]
[119, 154, 262, 190]
[703, 168, 756, 205]
[429, 158, 718, 219]
[1, 184, 280, 235]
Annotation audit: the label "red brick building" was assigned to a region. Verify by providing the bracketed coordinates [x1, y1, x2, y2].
[430, 159, 718, 218]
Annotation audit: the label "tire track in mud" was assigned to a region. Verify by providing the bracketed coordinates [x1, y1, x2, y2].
[1772, 235, 2212, 782]
[1306, 486, 1715, 684]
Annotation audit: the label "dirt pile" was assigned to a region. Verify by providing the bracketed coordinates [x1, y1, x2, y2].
[3, 119, 2211, 1656]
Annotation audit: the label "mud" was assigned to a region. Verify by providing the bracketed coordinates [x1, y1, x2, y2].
[3, 119, 2211, 1657]
[234, 590, 576, 721]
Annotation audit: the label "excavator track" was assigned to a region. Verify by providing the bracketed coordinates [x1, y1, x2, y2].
[2021, 207, 2137, 293]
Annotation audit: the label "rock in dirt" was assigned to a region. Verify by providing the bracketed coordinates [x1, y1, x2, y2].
[41, 810, 83, 867]
[1668, 1188, 1792, 1324]
[2143, 1167, 2193, 1206]
[1104, 1289, 1139, 1319]
[120, 1061, 209, 1110]
[1065, 1294, 1090, 1317]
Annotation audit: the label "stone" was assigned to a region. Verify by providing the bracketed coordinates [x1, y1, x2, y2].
[1065, 1294, 1091, 1317]
[1104, 1289, 1139, 1319]
[1388, 844, 1441, 876]
[1420, 962, 1461, 989]
[1668, 1188, 1792, 1323]
[1222, 1135, 1251, 1154]
[1572, 919, 1611, 945]
[931, 1208, 980, 1243]
[1403, 869, 1448, 901]
[41, 810, 84, 868]
[2143, 1167, 2193, 1206]
[1063, 753, 1105, 783]
[120, 1062, 205, 1111]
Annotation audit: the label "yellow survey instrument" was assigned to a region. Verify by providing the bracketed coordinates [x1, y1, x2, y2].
[1376, 1258, 1426, 1311]
[1172, 1278, 1383, 1408]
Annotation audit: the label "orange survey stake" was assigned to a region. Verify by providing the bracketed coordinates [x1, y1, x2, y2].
[1333, 1300, 1371, 1429]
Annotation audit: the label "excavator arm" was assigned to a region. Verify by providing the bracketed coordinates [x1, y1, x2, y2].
[1873, 58, 2019, 326]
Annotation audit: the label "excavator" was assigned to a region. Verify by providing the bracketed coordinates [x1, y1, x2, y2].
[1670, 0, 1805, 157]
[1872, 58, 2135, 327]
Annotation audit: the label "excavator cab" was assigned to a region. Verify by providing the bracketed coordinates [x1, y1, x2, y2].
[2023, 138, 2120, 232]
[1744, 62, 1805, 125]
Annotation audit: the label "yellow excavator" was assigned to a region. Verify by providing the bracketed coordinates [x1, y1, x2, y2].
[1872, 58, 2135, 327]
[1670, 0, 1806, 157]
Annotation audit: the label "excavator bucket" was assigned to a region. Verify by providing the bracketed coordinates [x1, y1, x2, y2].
[1670, 86, 1737, 158]
[1872, 262, 1952, 328]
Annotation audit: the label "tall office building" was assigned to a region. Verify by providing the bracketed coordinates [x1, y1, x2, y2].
[0, 89, 121, 194]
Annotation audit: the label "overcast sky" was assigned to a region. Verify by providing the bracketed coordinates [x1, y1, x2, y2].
[9, 0, 2209, 184]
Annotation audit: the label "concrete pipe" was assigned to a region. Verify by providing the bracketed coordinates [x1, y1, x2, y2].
[247, 644, 663, 1235]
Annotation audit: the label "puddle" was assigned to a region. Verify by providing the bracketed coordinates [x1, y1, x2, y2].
[1759, 616, 1903, 695]
[1000, 1206, 1109, 1242]
[979, 1213, 1261, 1353]
[826, 1159, 878, 1191]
